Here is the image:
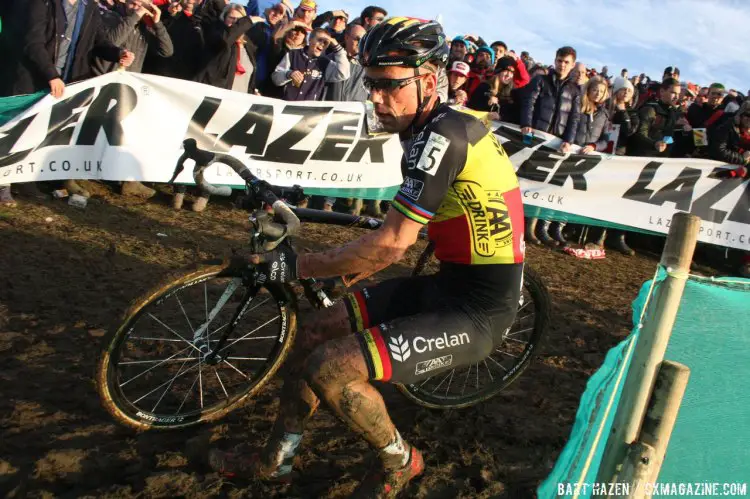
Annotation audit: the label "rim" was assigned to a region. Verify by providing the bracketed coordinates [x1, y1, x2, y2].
[107, 275, 285, 424]
[405, 278, 538, 401]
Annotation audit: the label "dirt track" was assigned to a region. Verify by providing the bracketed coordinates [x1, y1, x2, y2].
[1, 184, 663, 498]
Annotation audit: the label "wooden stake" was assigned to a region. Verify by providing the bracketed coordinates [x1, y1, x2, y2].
[595, 212, 700, 490]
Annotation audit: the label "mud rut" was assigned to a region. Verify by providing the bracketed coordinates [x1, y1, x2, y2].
[1, 186, 668, 498]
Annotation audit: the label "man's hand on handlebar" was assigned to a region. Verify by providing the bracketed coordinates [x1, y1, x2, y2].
[249, 245, 299, 284]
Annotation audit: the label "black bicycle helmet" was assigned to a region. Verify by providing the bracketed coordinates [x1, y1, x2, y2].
[359, 17, 449, 69]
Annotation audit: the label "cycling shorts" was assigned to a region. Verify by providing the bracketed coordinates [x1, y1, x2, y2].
[344, 266, 521, 385]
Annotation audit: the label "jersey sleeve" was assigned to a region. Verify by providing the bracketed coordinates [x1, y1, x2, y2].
[392, 123, 467, 225]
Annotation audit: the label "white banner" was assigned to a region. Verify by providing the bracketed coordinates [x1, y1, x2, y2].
[1, 72, 749, 250]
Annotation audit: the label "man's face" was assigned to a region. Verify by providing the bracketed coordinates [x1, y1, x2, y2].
[331, 16, 346, 32]
[451, 43, 467, 60]
[661, 84, 681, 106]
[475, 51, 491, 69]
[708, 88, 724, 106]
[622, 70, 628, 78]
[571, 62, 586, 85]
[344, 25, 365, 57]
[365, 65, 434, 133]
[296, 8, 315, 25]
[365, 12, 385, 29]
[308, 34, 330, 56]
[448, 72, 466, 90]
[267, 8, 284, 25]
[555, 54, 575, 79]
[492, 45, 505, 60]
[126, 0, 143, 11]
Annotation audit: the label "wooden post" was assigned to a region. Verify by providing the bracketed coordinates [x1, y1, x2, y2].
[612, 361, 691, 498]
[595, 212, 700, 489]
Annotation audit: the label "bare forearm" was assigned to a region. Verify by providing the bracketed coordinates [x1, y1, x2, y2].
[298, 230, 410, 280]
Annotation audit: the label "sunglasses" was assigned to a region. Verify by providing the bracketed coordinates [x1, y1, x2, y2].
[709, 91, 724, 97]
[372, 16, 385, 21]
[362, 75, 424, 92]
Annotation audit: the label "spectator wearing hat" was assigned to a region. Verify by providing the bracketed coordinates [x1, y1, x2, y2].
[357, 5, 387, 30]
[293, 0, 316, 27]
[464, 45, 494, 99]
[610, 77, 638, 155]
[272, 27, 349, 101]
[469, 54, 529, 120]
[688, 83, 725, 128]
[312, 9, 348, 46]
[447, 61, 471, 105]
[520, 51, 534, 70]
[449, 36, 469, 64]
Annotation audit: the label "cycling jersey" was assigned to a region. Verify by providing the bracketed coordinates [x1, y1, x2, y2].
[391, 104, 525, 266]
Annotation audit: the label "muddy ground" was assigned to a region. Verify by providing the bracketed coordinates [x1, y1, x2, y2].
[0, 185, 713, 498]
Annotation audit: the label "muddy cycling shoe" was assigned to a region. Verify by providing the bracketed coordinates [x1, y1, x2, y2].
[351, 446, 425, 499]
[208, 449, 294, 483]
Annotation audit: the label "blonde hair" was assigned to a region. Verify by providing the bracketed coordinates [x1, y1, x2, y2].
[581, 76, 608, 115]
[221, 3, 247, 21]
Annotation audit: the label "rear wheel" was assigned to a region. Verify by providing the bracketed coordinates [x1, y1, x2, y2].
[96, 262, 297, 430]
[398, 246, 550, 409]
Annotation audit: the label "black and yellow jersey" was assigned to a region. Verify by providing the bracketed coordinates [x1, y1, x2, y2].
[392, 104, 525, 266]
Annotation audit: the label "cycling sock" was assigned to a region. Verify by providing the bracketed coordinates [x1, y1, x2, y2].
[379, 430, 410, 470]
[270, 432, 302, 474]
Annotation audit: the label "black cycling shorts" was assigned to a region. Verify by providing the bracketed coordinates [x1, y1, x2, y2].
[344, 269, 520, 385]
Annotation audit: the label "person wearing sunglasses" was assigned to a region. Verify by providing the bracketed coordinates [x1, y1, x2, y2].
[358, 5, 387, 30]
[209, 17, 525, 498]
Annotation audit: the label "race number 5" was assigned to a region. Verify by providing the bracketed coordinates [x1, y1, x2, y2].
[416, 133, 451, 176]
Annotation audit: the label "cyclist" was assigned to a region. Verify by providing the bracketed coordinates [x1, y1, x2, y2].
[209, 17, 526, 498]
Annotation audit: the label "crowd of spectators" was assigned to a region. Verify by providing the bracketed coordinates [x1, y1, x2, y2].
[0, 0, 748, 273]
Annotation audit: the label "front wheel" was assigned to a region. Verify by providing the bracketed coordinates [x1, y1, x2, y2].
[96, 262, 297, 430]
[398, 248, 550, 409]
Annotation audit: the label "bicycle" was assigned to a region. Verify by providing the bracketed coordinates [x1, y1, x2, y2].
[96, 153, 550, 430]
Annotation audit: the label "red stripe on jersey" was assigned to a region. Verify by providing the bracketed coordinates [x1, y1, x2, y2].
[354, 291, 370, 329]
[428, 216, 472, 264]
[503, 188, 525, 263]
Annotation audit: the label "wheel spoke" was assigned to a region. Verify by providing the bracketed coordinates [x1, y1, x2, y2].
[219, 315, 280, 353]
[215, 369, 229, 398]
[506, 327, 533, 337]
[445, 369, 455, 396]
[506, 337, 529, 345]
[475, 362, 479, 389]
[119, 357, 196, 365]
[151, 357, 191, 413]
[494, 348, 518, 358]
[176, 372, 200, 414]
[204, 281, 209, 323]
[488, 355, 508, 372]
[198, 359, 204, 409]
[517, 300, 531, 314]
[227, 336, 278, 341]
[461, 363, 472, 395]
[222, 359, 249, 379]
[483, 359, 494, 381]
[175, 293, 194, 334]
[129, 337, 188, 343]
[430, 370, 453, 394]
[132, 360, 201, 404]
[120, 345, 192, 387]
[147, 313, 201, 354]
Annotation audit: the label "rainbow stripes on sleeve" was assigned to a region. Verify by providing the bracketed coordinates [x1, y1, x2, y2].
[392, 193, 434, 225]
[357, 326, 393, 381]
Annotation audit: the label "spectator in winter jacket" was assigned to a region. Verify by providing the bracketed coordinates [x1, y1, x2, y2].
[248, 2, 287, 95]
[708, 99, 750, 172]
[324, 23, 366, 103]
[5, 0, 129, 98]
[272, 28, 349, 101]
[196, 4, 259, 94]
[144, 0, 205, 80]
[571, 62, 588, 88]
[520, 51, 534, 70]
[521, 46, 581, 247]
[575, 76, 610, 153]
[628, 77, 685, 157]
[447, 61, 470, 106]
[609, 77, 638, 155]
[464, 45, 494, 98]
[357, 5, 387, 30]
[95, 0, 174, 76]
[312, 9, 348, 46]
[449, 36, 469, 65]
[687, 83, 725, 128]
[520, 45, 582, 152]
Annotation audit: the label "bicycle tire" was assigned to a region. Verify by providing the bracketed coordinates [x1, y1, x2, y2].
[96, 260, 297, 430]
[397, 249, 550, 409]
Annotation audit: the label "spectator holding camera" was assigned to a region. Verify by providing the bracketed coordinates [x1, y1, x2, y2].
[312, 8, 348, 46]
[272, 27, 349, 101]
